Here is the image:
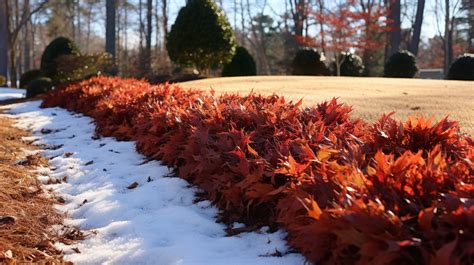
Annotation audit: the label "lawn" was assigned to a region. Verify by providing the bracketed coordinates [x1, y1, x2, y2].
[181, 76, 474, 135]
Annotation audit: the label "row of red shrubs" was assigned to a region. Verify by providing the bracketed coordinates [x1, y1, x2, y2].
[42, 76, 473, 264]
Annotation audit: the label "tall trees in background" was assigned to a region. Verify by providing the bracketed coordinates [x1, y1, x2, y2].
[434, 0, 465, 74]
[315, 0, 326, 53]
[408, 0, 425, 55]
[245, 1, 274, 75]
[143, 0, 153, 76]
[388, 0, 401, 56]
[106, 0, 116, 69]
[0, 0, 472, 81]
[23, 0, 31, 71]
[317, 0, 357, 76]
[84, 0, 101, 53]
[464, 0, 474, 52]
[444, 0, 454, 75]
[2, 0, 48, 86]
[161, 0, 168, 38]
[387, 0, 426, 57]
[288, 0, 311, 42]
[302, 0, 389, 76]
[460, 0, 473, 52]
[354, 0, 391, 76]
[0, 1, 8, 78]
[136, 0, 151, 77]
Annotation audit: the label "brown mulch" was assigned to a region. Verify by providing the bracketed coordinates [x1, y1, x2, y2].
[0, 114, 82, 264]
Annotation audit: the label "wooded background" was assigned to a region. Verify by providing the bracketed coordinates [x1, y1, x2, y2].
[0, 0, 473, 84]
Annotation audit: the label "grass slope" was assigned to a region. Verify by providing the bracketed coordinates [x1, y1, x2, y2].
[181, 76, 474, 135]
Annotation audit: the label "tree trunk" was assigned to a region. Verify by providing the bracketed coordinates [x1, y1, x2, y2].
[408, 0, 425, 56]
[23, 0, 31, 72]
[233, 0, 237, 29]
[9, 49, 17, 87]
[67, 1, 75, 40]
[336, 54, 341, 77]
[240, 0, 246, 46]
[444, 0, 452, 76]
[162, 0, 168, 39]
[31, 17, 36, 69]
[317, 0, 326, 54]
[138, 0, 144, 75]
[469, 0, 474, 53]
[0, 1, 8, 78]
[289, 0, 306, 39]
[388, 0, 401, 56]
[76, 0, 81, 45]
[123, 2, 128, 75]
[154, 0, 160, 60]
[145, 0, 152, 75]
[17, 41, 22, 78]
[86, 1, 93, 53]
[116, 0, 121, 72]
[10, 0, 20, 86]
[106, 0, 116, 73]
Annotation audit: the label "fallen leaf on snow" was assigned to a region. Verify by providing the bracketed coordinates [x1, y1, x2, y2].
[127, 182, 139, 189]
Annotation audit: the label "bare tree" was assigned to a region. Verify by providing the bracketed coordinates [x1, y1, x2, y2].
[77, 0, 82, 44]
[121, 0, 131, 75]
[354, 0, 389, 76]
[20, 0, 30, 72]
[316, 0, 326, 53]
[4, 0, 48, 86]
[288, 0, 310, 40]
[85, 0, 100, 53]
[408, 0, 425, 56]
[106, 0, 116, 73]
[245, 0, 272, 74]
[144, 0, 152, 75]
[435, 0, 463, 75]
[161, 0, 168, 37]
[388, 0, 401, 55]
[240, 0, 247, 46]
[0, 1, 8, 78]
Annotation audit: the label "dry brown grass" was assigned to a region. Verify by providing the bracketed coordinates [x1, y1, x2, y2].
[181, 76, 474, 135]
[0, 115, 80, 264]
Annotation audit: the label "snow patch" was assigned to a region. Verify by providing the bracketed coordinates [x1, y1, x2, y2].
[0, 87, 25, 101]
[2, 101, 305, 265]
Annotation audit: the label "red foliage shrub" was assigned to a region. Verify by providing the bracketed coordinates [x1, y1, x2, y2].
[42, 76, 473, 265]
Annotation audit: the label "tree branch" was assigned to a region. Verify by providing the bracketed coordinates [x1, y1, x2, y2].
[10, 0, 49, 45]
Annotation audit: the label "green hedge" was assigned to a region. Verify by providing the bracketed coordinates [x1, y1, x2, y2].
[292, 48, 329, 76]
[222, 46, 257, 76]
[20, 69, 42, 88]
[447, 54, 474, 81]
[384, 50, 418, 78]
[26, 77, 53, 98]
[40, 37, 80, 78]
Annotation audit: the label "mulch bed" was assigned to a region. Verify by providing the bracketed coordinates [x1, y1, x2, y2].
[0, 114, 81, 264]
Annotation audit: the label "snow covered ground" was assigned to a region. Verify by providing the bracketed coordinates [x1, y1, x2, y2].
[0, 87, 25, 101]
[2, 101, 305, 265]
